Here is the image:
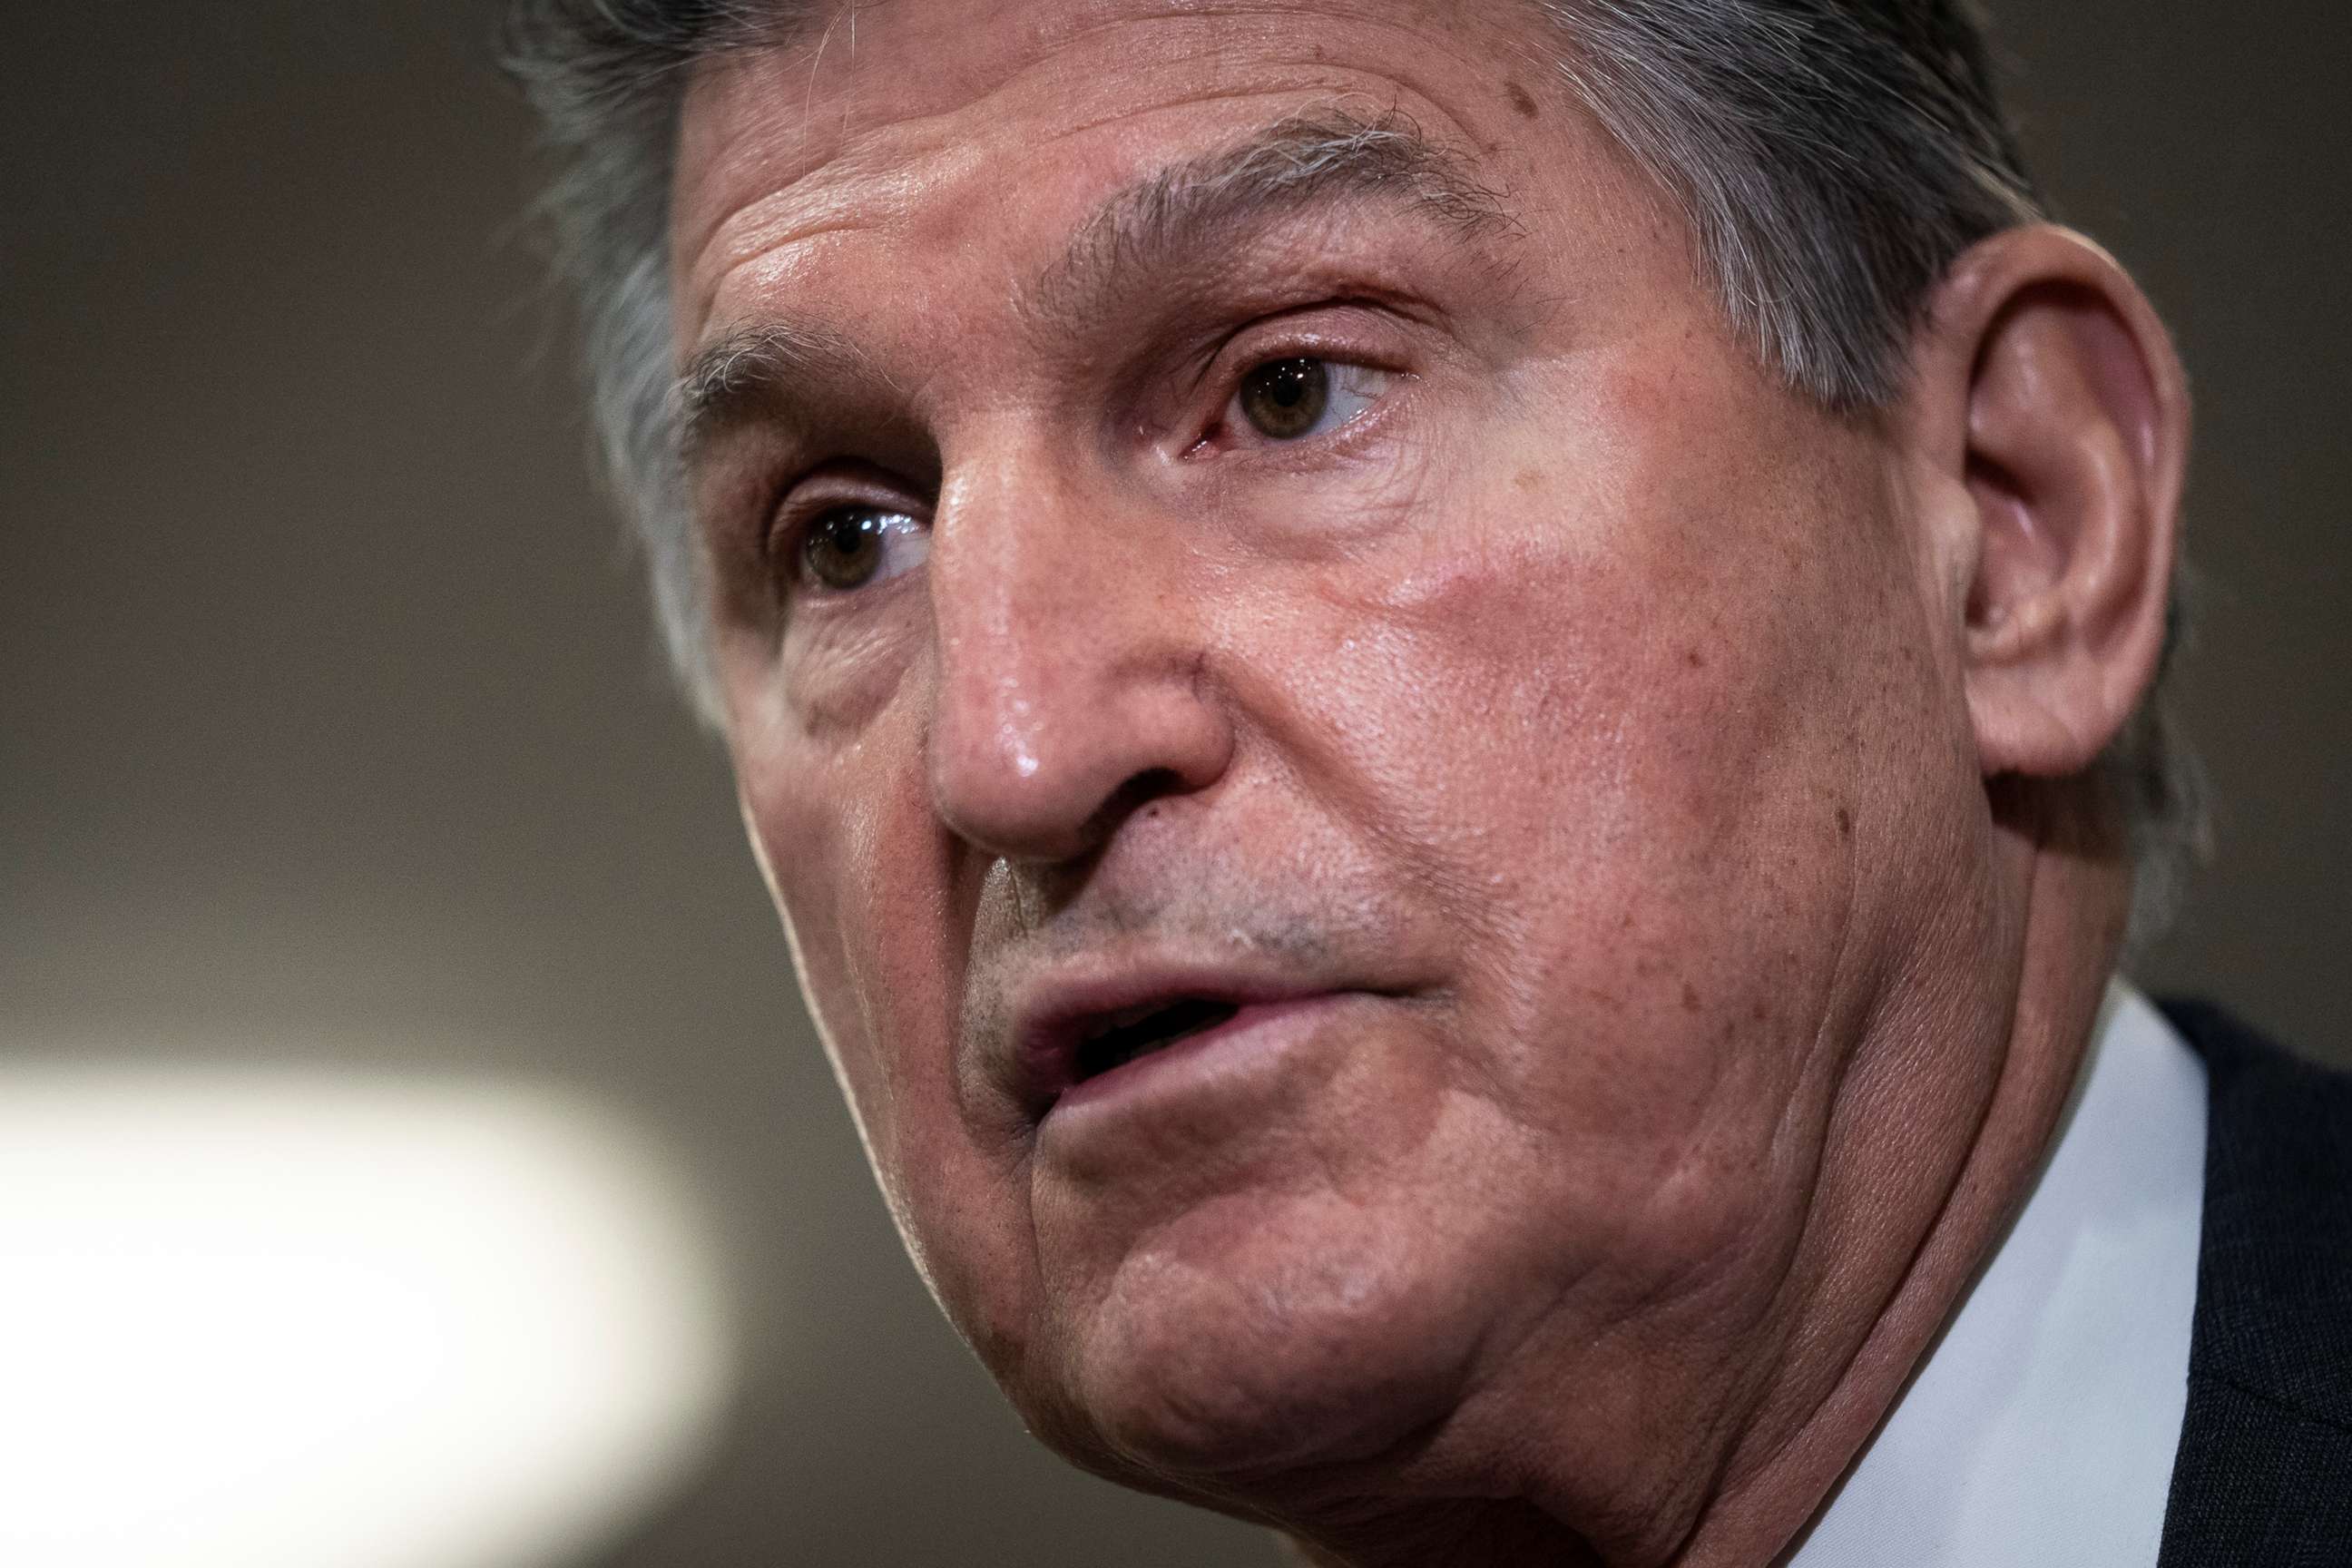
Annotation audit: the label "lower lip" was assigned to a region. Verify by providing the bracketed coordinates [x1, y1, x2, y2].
[1044, 993, 1358, 1125]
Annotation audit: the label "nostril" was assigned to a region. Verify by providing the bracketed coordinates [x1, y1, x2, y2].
[1079, 767, 1191, 840]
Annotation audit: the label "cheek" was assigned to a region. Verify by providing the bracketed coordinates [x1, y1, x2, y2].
[735, 737, 891, 1142]
[727, 628, 944, 1143]
[732, 697, 1050, 1363]
[1244, 397, 1935, 1263]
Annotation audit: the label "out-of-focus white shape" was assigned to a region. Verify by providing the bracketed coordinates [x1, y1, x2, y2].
[0, 1063, 737, 1568]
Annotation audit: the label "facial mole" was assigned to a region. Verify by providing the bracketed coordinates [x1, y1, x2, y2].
[1506, 83, 1539, 120]
[1836, 807, 1854, 838]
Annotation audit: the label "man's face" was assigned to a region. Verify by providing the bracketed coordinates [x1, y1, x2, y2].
[674, 0, 1997, 1526]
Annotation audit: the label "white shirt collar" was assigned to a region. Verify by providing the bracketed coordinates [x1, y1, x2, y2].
[1786, 981, 2208, 1567]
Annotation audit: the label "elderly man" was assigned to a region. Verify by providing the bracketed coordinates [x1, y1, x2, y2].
[507, 1, 2351, 1562]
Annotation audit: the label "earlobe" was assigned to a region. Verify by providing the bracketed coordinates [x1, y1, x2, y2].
[1923, 228, 2189, 780]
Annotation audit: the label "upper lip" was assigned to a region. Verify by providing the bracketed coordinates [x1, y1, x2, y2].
[1002, 956, 1347, 1112]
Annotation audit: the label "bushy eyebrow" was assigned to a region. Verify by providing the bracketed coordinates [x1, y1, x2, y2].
[1034, 109, 1519, 324]
[678, 318, 877, 464]
[676, 110, 1517, 461]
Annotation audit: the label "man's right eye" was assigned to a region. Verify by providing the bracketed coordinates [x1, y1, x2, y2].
[793, 504, 928, 593]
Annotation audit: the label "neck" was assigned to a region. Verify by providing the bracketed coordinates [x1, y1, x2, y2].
[1661, 789, 2133, 1567]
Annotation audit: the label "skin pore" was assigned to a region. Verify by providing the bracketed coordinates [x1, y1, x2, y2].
[670, 2, 2187, 1563]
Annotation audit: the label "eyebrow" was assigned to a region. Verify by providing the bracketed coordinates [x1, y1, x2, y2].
[676, 110, 1517, 460]
[678, 318, 877, 464]
[1035, 109, 1519, 323]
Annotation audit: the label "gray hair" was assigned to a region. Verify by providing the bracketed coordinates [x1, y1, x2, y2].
[504, 0, 2203, 945]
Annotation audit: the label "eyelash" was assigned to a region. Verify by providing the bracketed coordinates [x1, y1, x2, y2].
[1186, 319, 1413, 457]
[756, 329, 1414, 598]
[1198, 357, 1398, 456]
[761, 470, 926, 598]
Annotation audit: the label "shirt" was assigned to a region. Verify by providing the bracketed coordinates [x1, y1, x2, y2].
[1788, 982, 2209, 1566]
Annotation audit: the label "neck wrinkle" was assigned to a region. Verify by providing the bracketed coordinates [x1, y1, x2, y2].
[1674, 810, 2129, 1568]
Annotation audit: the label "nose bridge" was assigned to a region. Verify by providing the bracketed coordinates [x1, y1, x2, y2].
[924, 432, 1226, 861]
[934, 438, 1098, 745]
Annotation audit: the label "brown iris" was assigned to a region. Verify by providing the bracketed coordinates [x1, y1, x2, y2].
[1237, 358, 1330, 440]
[802, 505, 889, 591]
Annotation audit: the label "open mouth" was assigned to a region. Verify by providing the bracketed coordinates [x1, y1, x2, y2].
[1071, 996, 1243, 1083]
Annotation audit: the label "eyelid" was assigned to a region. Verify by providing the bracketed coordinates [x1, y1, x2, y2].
[1194, 354, 1406, 458]
[1184, 308, 1416, 456]
[764, 465, 932, 593]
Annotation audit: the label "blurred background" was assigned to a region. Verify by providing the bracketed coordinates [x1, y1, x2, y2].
[3, 3, 2345, 1563]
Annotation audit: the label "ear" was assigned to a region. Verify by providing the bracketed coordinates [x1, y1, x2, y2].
[1904, 226, 2190, 779]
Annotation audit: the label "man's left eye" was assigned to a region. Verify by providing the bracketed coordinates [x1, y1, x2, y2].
[1230, 358, 1392, 443]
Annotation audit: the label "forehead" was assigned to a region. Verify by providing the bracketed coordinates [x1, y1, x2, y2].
[670, 0, 1581, 345]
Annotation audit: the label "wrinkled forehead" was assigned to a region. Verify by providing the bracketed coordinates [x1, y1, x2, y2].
[670, 0, 1566, 340]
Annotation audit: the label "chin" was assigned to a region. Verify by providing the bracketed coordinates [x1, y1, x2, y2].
[1017, 1189, 1500, 1503]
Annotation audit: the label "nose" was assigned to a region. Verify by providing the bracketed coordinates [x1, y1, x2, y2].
[924, 453, 1233, 865]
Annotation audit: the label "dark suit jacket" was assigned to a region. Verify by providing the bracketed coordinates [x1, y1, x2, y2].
[2157, 1000, 2352, 1565]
